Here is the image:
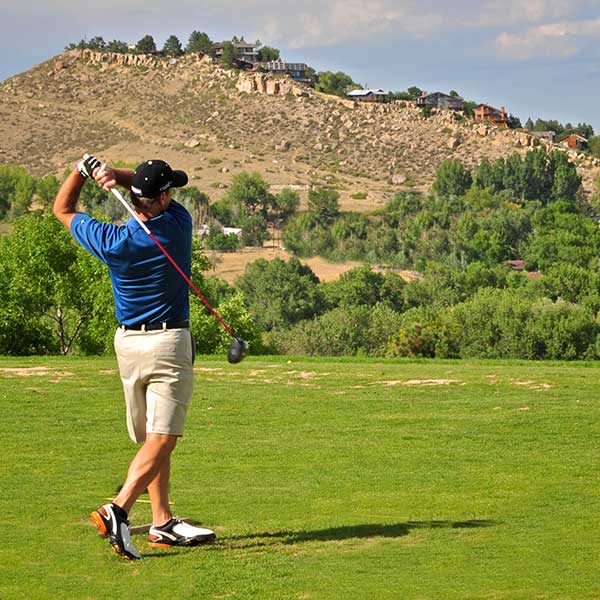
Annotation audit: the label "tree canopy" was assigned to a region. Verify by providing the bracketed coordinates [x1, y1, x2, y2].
[315, 71, 360, 97]
[163, 35, 183, 57]
[186, 31, 214, 54]
[135, 35, 157, 54]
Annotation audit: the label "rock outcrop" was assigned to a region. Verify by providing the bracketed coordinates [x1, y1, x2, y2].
[236, 72, 309, 97]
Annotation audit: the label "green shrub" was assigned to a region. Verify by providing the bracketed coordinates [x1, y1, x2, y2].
[236, 257, 323, 331]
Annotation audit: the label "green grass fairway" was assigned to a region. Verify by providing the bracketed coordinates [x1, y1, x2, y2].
[1, 356, 599, 599]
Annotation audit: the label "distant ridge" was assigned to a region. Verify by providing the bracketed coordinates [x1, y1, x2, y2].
[1, 49, 598, 204]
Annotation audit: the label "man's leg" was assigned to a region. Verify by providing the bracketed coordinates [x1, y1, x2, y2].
[147, 455, 173, 526]
[113, 433, 178, 514]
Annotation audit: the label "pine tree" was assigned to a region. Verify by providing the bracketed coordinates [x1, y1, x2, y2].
[163, 35, 183, 57]
[135, 35, 156, 54]
[186, 31, 213, 54]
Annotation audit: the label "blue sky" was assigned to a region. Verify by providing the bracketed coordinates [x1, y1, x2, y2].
[2, 0, 600, 131]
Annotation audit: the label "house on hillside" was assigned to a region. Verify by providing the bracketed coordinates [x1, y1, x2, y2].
[213, 39, 259, 63]
[259, 60, 313, 84]
[474, 104, 510, 127]
[507, 259, 541, 279]
[529, 131, 556, 143]
[559, 134, 588, 150]
[417, 92, 464, 110]
[232, 57, 256, 71]
[197, 224, 243, 238]
[347, 89, 386, 103]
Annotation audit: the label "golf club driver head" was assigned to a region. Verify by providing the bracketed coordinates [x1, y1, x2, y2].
[228, 336, 248, 364]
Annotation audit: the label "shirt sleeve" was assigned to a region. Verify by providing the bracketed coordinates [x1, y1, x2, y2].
[70, 213, 122, 265]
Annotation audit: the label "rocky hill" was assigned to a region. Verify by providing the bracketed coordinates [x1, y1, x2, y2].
[1, 49, 599, 208]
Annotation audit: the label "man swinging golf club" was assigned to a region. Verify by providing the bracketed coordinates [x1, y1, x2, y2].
[54, 154, 216, 559]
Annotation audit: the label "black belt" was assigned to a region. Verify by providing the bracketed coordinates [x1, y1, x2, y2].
[119, 320, 190, 331]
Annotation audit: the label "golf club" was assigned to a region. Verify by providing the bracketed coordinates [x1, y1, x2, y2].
[97, 163, 248, 363]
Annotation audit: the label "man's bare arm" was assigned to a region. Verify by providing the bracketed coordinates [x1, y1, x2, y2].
[53, 161, 134, 229]
[53, 169, 86, 229]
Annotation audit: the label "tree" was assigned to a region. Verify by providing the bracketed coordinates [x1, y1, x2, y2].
[323, 266, 405, 311]
[407, 86, 423, 100]
[176, 186, 210, 230]
[432, 159, 473, 197]
[449, 90, 460, 97]
[462, 100, 478, 117]
[508, 114, 522, 129]
[551, 151, 582, 201]
[226, 171, 271, 215]
[220, 41, 236, 68]
[106, 39, 128, 53]
[236, 257, 323, 331]
[205, 226, 241, 252]
[0, 212, 115, 354]
[190, 291, 263, 355]
[186, 30, 213, 54]
[315, 71, 359, 97]
[308, 187, 340, 224]
[257, 46, 280, 61]
[588, 136, 600, 159]
[270, 188, 299, 222]
[163, 35, 183, 57]
[35, 175, 60, 208]
[239, 213, 269, 247]
[86, 36, 106, 51]
[0, 165, 35, 220]
[272, 305, 371, 356]
[135, 35, 157, 54]
[525, 117, 534, 130]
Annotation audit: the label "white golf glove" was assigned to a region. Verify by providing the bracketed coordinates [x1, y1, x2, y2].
[77, 153, 101, 179]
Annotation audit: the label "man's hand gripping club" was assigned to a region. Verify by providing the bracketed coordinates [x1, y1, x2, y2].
[78, 153, 118, 191]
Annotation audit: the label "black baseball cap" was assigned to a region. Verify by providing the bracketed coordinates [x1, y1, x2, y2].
[131, 159, 188, 198]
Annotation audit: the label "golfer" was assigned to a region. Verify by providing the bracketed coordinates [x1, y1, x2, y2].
[53, 154, 215, 560]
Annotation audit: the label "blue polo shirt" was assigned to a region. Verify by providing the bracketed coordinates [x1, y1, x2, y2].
[70, 200, 192, 326]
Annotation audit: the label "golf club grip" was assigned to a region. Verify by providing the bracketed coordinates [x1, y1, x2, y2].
[109, 188, 234, 337]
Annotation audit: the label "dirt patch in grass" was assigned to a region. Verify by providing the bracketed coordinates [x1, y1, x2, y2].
[512, 380, 553, 390]
[376, 379, 460, 386]
[0, 367, 73, 377]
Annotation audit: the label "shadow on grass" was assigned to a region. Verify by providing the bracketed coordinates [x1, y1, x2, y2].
[216, 520, 499, 550]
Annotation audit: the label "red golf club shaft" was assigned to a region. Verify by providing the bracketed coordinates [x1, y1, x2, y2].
[147, 230, 234, 336]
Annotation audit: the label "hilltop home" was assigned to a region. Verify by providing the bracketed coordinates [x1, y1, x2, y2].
[213, 39, 259, 63]
[416, 92, 464, 110]
[474, 104, 510, 127]
[259, 60, 312, 84]
[347, 89, 386, 103]
[530, 131, 556, 143]
[559, 134, 588, 150]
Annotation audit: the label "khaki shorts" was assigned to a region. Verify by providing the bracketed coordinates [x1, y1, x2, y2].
[114, 327, 195, 443]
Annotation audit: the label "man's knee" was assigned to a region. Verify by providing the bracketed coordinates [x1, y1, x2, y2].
[146, 433, 178, 454]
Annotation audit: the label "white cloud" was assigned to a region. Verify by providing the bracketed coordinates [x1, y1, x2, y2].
[249, 0, 599, 48]
[496, 17, 600, 59]
[252, 0, 445, 48]
[3, 0, 600, 58]
[469, 0, 580, 27]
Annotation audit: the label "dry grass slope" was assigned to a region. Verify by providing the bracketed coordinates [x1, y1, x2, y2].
[1, 49, 598, 207]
